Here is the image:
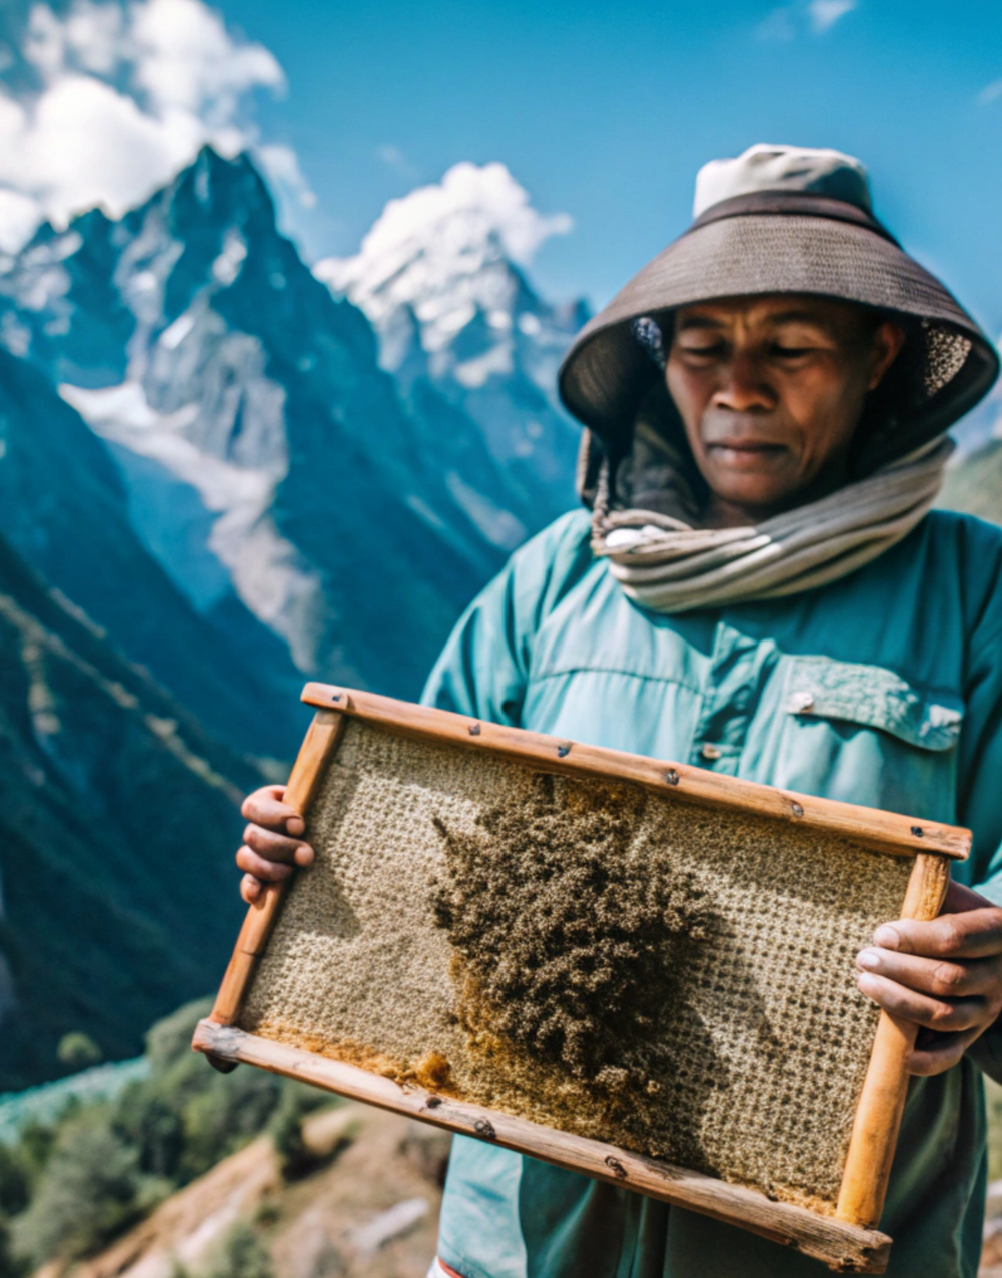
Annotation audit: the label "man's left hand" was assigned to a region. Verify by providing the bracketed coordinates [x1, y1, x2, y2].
[856, 880, 1002, 1076]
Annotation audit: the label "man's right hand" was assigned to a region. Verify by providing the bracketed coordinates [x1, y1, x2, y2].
[236, 785, 315, 904]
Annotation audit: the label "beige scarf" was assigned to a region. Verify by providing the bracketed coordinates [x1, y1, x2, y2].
[592, 436, 952, 612]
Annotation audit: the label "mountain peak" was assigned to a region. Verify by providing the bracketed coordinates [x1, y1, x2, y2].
[154, 145, 277, 239]
[189, 144, 263, 192]
[315, 162, 573, 363]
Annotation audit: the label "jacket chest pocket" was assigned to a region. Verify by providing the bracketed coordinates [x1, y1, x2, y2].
[773, 657, 964, 821]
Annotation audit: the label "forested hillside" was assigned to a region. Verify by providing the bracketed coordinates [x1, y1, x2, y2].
[0, 534, 262, 1089]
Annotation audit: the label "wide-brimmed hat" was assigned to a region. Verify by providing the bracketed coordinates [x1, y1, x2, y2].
[559, 144, 999, 477]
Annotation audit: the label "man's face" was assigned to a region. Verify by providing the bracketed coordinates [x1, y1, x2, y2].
[665, 295, 904, 522]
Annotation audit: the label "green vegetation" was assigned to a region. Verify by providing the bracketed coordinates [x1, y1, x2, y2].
[199, 1223, 276, 1278]
[55, 1034, 103, 1070]
[0, 525, 261, 1094]
[0, 999, 327, 1277]
[939, 439, 1002, 527]
[987, 1077, 1002, 1182]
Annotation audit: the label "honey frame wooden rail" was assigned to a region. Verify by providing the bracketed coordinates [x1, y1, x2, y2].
[194, 683, 971, 1274]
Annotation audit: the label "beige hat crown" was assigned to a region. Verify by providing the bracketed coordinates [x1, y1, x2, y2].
[693, 143, 872, 217]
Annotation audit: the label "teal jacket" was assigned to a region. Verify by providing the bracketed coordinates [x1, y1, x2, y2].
[421, 507, 1002, 1278]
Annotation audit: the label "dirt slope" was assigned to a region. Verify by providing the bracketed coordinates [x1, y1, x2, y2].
[36, 1104, 447, 1278]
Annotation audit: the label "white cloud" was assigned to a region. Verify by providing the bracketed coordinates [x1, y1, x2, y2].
[808, 0, 857, 32]
[130, 0, 284, 117]
[24, 1, 126, 78]
[64, 2, 128, 74]
[0, 0, 301, 252]
[758, 0, 856, 40]
[979, 79, 1002, 106]
[0, 75, 196, 220]
[337, 161, 573, 276]
[256, 143, 316, 210]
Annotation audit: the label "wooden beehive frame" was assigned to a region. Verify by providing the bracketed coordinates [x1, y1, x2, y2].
[193, 683, 970, 1274]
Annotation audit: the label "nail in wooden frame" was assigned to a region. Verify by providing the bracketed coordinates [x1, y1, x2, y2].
[194, 684, 969, 1273]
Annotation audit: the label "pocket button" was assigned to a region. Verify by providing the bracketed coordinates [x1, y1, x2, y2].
[792, 691, 815, 713]
[700, 743, 723, 761]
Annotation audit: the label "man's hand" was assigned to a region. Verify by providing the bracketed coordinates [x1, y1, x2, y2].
[236, 785, 315, 904]
[856, 880, 1002, 1075]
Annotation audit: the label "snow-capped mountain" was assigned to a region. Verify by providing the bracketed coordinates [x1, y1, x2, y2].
[0, 148, 579, 714]
[315, 161, 588, 508]
[0, 336, 308, 759]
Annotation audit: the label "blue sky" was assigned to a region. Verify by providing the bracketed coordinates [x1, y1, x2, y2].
[213, 0, 1002, 335]
[0, 0, 1000, 335]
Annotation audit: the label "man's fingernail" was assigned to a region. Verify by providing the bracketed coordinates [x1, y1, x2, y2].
[874, 925, 899, 948]
[857, 949, 881, 970]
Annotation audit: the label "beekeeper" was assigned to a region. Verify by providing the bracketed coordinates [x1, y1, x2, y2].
[237, 145, 1002, 1278]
